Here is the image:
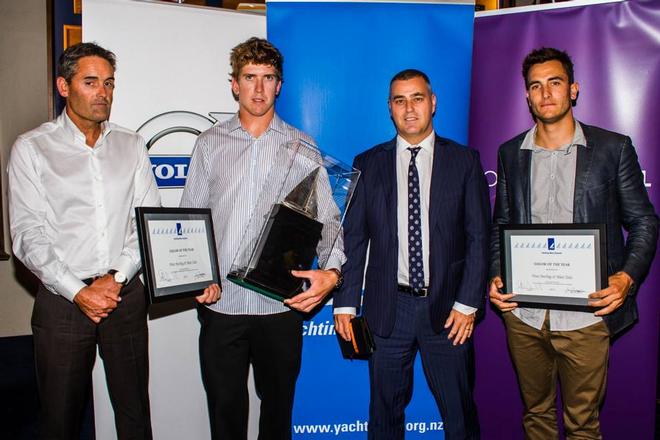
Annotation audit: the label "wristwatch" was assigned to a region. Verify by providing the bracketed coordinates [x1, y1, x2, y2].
[328, 268, 344, 290]
[108, 269, 128, 286]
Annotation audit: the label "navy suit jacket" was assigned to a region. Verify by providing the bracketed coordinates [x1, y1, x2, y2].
[489, 122, 659, 336]
[334, 135, 491, 337]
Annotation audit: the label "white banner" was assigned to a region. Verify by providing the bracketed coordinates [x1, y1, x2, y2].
[84, 1, 265, 438]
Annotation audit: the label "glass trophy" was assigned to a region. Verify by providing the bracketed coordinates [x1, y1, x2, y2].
[227, 139, 359, 302]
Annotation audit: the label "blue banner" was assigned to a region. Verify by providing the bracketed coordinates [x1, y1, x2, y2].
[268, 2, 475, 437]
[268, 1, 475, 164]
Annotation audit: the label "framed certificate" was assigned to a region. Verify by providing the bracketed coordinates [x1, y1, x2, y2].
[136, 207, 220, 303]
[500, 224, 607, 309]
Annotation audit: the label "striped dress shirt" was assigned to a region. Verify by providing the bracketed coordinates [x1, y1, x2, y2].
[181, 113, 345, 315]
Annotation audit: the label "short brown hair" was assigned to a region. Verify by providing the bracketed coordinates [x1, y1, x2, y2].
[230, 37, 283, 82]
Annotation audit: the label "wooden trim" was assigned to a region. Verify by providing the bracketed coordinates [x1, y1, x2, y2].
[47, 0, 54, 120]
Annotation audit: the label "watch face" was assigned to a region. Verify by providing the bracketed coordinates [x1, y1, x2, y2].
[114, 272, 128, 284]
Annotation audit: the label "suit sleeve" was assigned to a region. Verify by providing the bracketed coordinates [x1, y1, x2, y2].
[333, 154, 369, 310]
[455, 149, 491, 309]
[489, 148, 509, 280]
[616, 137, 659, 284]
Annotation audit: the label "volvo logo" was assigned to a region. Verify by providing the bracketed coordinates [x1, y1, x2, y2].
[137, 110, 233, 205]
[149, 156, 190, 188]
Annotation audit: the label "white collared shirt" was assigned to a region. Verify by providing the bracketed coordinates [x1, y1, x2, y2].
[8, 111, 161, 301]
[396, 132, 435, 287]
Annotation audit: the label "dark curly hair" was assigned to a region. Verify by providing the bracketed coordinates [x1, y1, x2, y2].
[522, 47, 574, 88]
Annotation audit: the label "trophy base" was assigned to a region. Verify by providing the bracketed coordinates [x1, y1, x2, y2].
[226, 271, 302, 302]
[227, 203, 323, 303]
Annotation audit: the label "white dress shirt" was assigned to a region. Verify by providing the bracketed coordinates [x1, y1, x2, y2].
[8, 111, 161, 302]
[335, 131, 476, 317]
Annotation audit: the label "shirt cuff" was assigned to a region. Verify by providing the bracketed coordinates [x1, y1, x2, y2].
[53, 272, 87, 302]
[333, 307, 356, 316]
[453, 301, 477, 315]
[112, 254, 138, 281]
[323, 249, 347, 272]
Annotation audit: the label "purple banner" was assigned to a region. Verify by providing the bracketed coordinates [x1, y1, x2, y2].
[469, 1, 660, 438]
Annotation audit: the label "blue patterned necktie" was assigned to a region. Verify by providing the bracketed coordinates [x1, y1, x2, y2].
[407, 146, 425, 292]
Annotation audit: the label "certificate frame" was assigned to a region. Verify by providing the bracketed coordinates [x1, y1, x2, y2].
[136, 207, 220, 303]
[500, 223, 607, 309]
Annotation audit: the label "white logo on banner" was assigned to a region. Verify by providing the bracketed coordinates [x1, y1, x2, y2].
[137, 111, 233, 206]
[302, 319, 336, 336]
[484, 169, 652, 189]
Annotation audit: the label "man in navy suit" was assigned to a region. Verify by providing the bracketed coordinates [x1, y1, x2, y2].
[334, 69, 490, 439]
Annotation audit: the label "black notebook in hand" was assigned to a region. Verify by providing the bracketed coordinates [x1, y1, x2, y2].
[337, 316, 376, 359]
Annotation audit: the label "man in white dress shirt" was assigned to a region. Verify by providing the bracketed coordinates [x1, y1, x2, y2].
[8, 42, 218, 440]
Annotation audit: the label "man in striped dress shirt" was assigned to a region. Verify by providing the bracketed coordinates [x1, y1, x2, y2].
[180, 37, 345, 439]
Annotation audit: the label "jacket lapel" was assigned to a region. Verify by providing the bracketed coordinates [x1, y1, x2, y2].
[573, 127, 594, 222]
[429, 136, 451, 228]
[378, 139, 398, 235]
[518, 147, 532, 223]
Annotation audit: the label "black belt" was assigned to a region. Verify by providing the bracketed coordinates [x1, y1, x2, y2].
[398, 284, 429, 297]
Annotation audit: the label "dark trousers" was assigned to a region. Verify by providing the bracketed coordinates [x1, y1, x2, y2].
[31, 278, 152, 440]
[503, 312, 609, 440]
[197, 307, 303, 440]
[368, 293, 480, 440]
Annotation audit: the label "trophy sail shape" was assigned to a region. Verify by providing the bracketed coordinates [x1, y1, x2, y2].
[228, 167, 324, 301]
[282, 168, 320, 218]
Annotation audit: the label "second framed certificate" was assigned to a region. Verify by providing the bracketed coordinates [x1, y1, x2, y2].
[136, 207, 220, 303]
[500, 224, 607, 308]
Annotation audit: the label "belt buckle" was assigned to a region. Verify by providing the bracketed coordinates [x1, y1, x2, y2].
[415, 287, 429, 297]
